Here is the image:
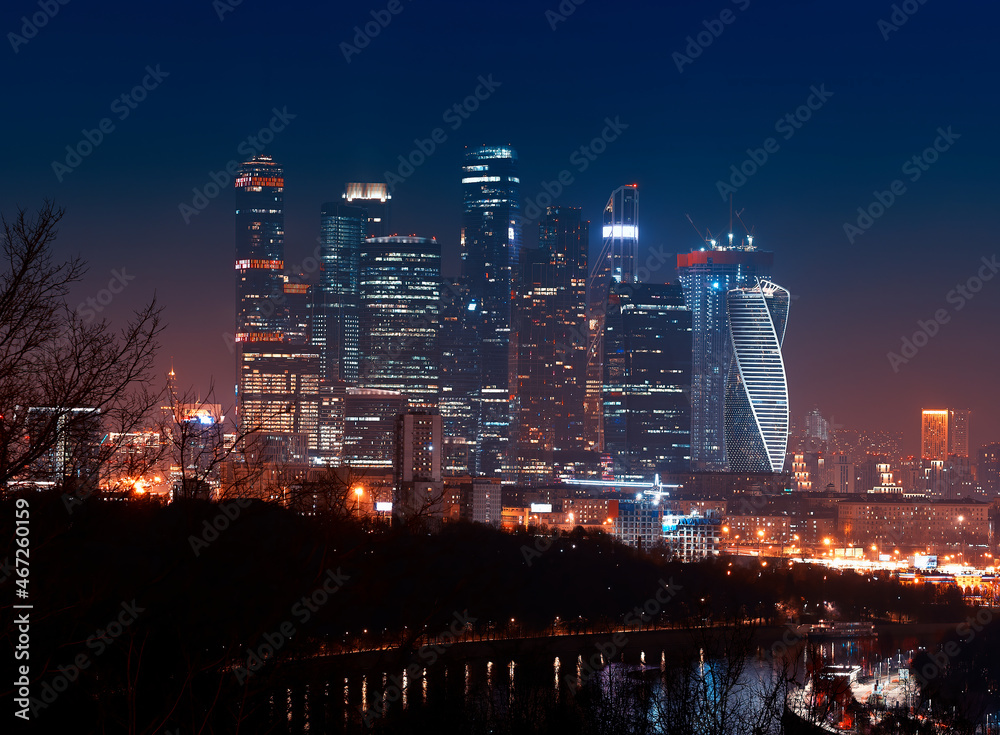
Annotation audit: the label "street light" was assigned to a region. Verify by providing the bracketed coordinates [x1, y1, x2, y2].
[354, 486, 364, 516]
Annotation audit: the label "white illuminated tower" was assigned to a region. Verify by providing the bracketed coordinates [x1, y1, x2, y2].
[724, 280, 790, 473]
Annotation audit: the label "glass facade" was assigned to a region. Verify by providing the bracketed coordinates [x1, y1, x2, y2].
[677, 248, 773, 470]
[460, 145, 520, 479]
[586, 185, 638, 453]
[724, 280, 790, 473]
[514, 206, 589, 485]
[238, 344, 320, 462]
[439, 276, 479, 474]
[315, 203, 367, 383]
[235, 154, 284, 343]
[602, 283, 692, 478]
[359, 236, 441, 412]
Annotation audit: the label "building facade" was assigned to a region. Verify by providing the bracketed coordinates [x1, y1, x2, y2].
[586, 185, 639, 452]
[677, 246, 773, 470]
[342, 388, 407, 469]
[602, 283, 692, 478]
[235, 154, 285, 344]
[343, 182, 391, 238]
[315, 203, 367, 383]
[359, 236, 441, 411]
[460, 145, 521, 479]
[238, 344, 320, 463]
[724, 280, 790, 473]
[514, 206, 589, 484]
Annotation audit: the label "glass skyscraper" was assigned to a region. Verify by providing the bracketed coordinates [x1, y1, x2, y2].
[602, 283, 692, 478]
[514, 206, 589, 484]
[677, 244, 772, 470]
[724, 280, 790, 473]
[359, 236, 441, 412]
[586, 185, 638, 453]
[314, 203, 367, 383]
[460, 145, 520, 479]
[439, 276, 478, 475]
[235, 154, 285, 343]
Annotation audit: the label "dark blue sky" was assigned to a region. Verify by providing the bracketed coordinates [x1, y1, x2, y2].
[4, 0, 999, 452]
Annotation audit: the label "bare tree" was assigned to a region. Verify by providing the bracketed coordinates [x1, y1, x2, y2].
[0, 201, 162, 495]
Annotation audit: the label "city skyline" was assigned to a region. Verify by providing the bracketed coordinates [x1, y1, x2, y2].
[5, 0, 999, 453]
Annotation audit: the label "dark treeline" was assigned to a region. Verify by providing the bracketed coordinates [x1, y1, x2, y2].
[1, 491, 972, 733]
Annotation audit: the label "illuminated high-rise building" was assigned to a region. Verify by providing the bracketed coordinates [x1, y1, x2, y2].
[602, 283, 691, 478]
[460, 145, 520, 479]
[281, 278, 311, 345]
[343, 388, 408, 468]
[235, 154, 285, 343]
[586, 185, 638, 452]
[921, 408, 971, 460]
[514, 206, 589, 484]
[439, 276, 478, 475]
[724, 280, 790, 473]
[238, 344, 320, 463]
[677, 239, 772, 470]
[921, 410, 949, 461]
[949, 409, 970, 458]
[359, 236, 441, 411]
[343, 182, 391, 238]
[314, 203, 366, 383]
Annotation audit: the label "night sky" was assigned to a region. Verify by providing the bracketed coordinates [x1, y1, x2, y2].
[4, 0, 998, 453]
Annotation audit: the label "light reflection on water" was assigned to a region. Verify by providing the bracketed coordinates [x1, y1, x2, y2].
[269, 632, 940, 731]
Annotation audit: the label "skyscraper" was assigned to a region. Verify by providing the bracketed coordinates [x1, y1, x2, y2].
[314, 203, 366, 383]
[359, 236, 441, 411]
[344, 182, 391, 238]
[949, 409, 970, 458]
[235, 154, 285, 343]
[586, 185, 639, 452]
[514, 206, 590, 484]
[920, 408, 971, 460]
[602, 283, 692, 478]
[460, 145, 520, 479]
[238, 343, 320, 463]
[677, 243, 773, 470]
[724, 280, 790, 473]
[439, 276, 478, 475]
[921, 410, 949, 461]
